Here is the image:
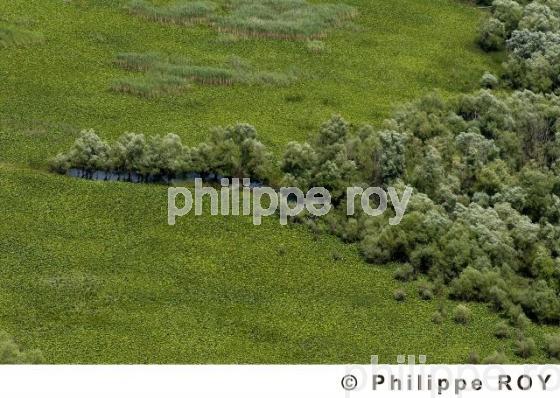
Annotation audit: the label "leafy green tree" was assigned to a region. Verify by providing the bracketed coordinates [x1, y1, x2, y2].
[479, 18, 506, 50]
[65, 129, 110, 177]
[109, 132, 146, 179]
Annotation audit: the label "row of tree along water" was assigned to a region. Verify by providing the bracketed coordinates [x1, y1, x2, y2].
[53, 88, 560, 333]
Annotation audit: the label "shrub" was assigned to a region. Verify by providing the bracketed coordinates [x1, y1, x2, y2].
[514, 313, 531, 330]
[0, 331, 44, 364]
[394, 263, 415, 281]
[453, 304, 472, 325]
[52, 123, 275, 183]
[432, 311, 444, 324]
[513, 336, 535, 358]
[394, 289, 406, 302]
[467, 351, 480, 364]
[419, 286, 434, 301]
[480, 72, 499, 89]
[482, 351, 508, 364]
[478, 18, 506, 51]
[544, 333, 560, 360]
[493, 0, 523, 33]
[494, 321, 510, 339]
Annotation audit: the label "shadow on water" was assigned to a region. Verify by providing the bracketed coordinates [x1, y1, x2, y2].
[66, 169, 265, 188]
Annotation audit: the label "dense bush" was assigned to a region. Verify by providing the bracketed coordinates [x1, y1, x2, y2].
[479, 0, 560, 92]
[394, 289, 406, 302]
[544, 333, 560, 359]
[453, 304, 472, 325]
[0, 331, 44, 364]
[479, 18, 506, 51]
[514, 336, 536, 358]
[51, 123, 275, 183]
[482, 351, 508, 364]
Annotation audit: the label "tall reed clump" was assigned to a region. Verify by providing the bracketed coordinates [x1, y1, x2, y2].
[111, 74, 189, 98]
[126, 0, 218, 25]
[111, 52, 296, 97]
[214, 0, 357, 40]
[0, 24, 43, 48]
[125, 0, 357, 40]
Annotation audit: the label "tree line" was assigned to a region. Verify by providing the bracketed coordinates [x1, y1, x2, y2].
[52, 92, 560, 339]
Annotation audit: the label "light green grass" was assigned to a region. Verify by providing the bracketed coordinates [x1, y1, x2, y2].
[0, 163, 555, 363]
[0, 0, 545, 364]
[0, 0, 502, 157]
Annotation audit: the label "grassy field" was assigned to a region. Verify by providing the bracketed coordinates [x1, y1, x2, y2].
[1, 163, 556, 363]
[2, 0, 550, 364]
[0, 0, 502, 159]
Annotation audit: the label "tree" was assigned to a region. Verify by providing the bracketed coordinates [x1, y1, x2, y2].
[378, 130, 406, 183]
[478, 18, 506, 51]
[280, 141, 317, 183]
[109, 132, 146, 180]
[519, 3, 560, 32]
[65, 129, 109, 177]
[241, 138, 274, 181]
[493, 0, 524, 33]
[141, 134, 183, 179]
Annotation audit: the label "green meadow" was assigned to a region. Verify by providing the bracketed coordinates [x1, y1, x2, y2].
[3, 0, 551, 364]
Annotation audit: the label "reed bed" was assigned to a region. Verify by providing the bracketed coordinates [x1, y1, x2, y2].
[126, 0, 217, 25]
[111, 52, 295, 97]
[125, 0, 357, 40]
[0, 24, 43, 48]
[111, 73, 189, 98]
[214, 0, 356, 40]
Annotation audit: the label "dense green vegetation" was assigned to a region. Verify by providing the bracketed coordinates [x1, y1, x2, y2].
[2, 0, 558, 364]
[477, 0, 560, 92]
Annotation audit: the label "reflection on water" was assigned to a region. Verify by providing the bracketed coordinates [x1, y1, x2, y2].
[66, 169, 264, 187]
